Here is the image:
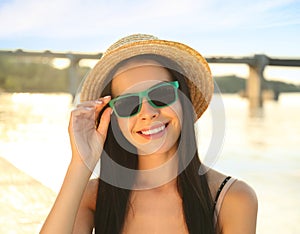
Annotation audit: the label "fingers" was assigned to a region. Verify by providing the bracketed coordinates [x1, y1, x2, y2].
[72, 106, 94, 118]
[96, 107, 113, 140]
[68, 96, 113, 167]
[94, 96, 111, 125]
[72, 96, 111, 118]
[70, 96, 112, 135]
[76, 96, 110, 108]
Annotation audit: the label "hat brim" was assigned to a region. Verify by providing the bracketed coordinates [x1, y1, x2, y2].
[80, 39, 213, 120]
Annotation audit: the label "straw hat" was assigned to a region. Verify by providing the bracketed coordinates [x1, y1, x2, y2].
[80, 34, 213, 120]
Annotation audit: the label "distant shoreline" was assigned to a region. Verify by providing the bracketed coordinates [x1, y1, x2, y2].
[214, 75, 300, 94]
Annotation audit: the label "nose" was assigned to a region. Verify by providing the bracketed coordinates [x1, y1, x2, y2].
[138, 98, 159, 120]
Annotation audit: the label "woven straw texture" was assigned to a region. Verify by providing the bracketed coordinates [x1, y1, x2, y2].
[80, 34, 213, 120]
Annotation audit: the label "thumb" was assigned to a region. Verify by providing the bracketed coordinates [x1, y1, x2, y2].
[96, 107, 113, 141]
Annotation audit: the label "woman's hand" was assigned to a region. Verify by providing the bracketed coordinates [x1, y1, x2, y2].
[68, 96, 112, 171]
[41, 97, 112, 234]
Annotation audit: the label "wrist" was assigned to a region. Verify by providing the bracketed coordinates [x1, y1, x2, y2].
[69, 157, 95, 177]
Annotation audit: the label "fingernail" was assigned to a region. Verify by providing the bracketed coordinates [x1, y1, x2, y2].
[95, 100, 103, 104]
[103, 95, 111, 99]
[110, 109, 114, 115]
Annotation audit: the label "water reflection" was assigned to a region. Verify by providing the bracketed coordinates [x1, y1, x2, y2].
[248, 106, 264, 119]
[0, 92, 299, 234]
[0, 93, 73, 193]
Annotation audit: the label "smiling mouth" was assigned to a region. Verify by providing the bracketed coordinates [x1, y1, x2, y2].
[138, 123, 169, 136]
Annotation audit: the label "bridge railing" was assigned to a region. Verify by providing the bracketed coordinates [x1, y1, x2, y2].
[1, 50, 299, 110]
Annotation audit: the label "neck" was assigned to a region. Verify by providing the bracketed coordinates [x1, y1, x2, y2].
[133, 146, 179, 190]
[137, 141, 179, 170]
[132, 177, 178, 196]
[137, 152, 174, 170]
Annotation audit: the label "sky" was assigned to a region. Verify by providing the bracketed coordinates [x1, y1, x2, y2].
[0, 0, 300, 83]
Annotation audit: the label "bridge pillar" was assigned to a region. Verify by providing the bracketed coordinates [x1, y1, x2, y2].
[67, 54, 81, 99]
[247, 54, 269, 111]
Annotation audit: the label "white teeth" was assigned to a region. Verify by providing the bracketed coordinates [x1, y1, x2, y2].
[141, 125, 166, 135]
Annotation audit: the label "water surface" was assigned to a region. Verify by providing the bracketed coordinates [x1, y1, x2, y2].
[0, 92, 299, 233]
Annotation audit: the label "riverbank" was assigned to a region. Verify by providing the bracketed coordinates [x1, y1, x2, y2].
[0, 157, 55, 233]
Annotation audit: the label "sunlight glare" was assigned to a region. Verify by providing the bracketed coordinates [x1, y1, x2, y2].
[209, 64, 249, 78]
[265, 66, 300, 84]
[51, 58, 70, 69]
[79, 59, 98, 68]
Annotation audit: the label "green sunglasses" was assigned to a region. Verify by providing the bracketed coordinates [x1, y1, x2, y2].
[109, 81, 179, 118]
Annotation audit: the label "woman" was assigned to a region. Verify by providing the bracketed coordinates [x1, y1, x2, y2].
[41, 34, 258, 234]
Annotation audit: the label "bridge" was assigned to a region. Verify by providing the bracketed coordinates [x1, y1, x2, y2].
[206, 55, 300, 110]
[0, 50, 102, 98]
[1, 50, 300, 110]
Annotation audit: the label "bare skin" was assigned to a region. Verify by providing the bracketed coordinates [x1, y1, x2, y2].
[72, 168, 257, 234]
[40, 95, 112, 234]
[42, 131, 258, 234]
[41, 62, 258, 234]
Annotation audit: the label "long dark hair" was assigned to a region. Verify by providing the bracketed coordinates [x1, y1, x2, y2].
[94, 54, 215, 233]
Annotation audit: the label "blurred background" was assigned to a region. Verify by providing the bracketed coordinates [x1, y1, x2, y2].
[0, 0, 299, 233]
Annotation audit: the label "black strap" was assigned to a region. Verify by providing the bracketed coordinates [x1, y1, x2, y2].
[213, 176, 232, 209]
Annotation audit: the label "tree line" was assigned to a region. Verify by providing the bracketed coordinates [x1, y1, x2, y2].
[0, 55, 89, 93]
[0, 55, 299, 93]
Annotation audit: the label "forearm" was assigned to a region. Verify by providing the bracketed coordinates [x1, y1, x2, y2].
[40, 159, 93, 233]
[40, 97, 111, 233]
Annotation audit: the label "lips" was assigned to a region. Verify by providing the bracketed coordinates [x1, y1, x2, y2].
[141, 125, 165, 135]
[137, 123, 169, 137]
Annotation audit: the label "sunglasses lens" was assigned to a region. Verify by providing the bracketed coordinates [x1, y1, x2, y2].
[149, 84, 177, 107]
[111, 82, 179, 118]
[114, 95, 140, 117]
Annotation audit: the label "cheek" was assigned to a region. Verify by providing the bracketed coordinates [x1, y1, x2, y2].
[168, 100, 183, 125]
[117, 118, 134, 139]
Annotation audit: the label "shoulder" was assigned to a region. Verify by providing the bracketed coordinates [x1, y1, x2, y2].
[206, 169, 257, 204]
[205, 168, 230, 197]
[219, 179, 258, 233]
[206, 169, 258, 233]
[221, 179, 258, 212]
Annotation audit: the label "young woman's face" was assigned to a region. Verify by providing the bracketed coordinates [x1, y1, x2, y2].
[111, 61, 183, 156]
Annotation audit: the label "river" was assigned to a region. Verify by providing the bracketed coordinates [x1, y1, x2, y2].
[0, 92, 299, 233]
